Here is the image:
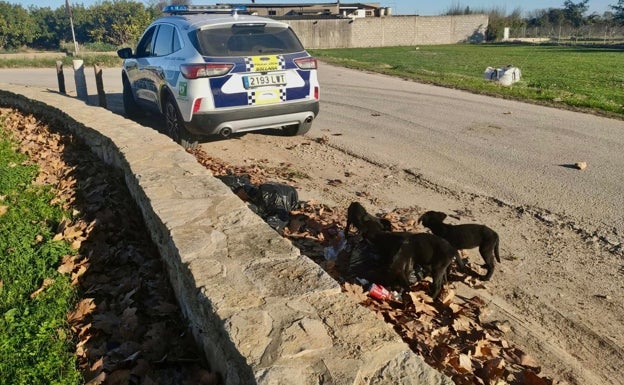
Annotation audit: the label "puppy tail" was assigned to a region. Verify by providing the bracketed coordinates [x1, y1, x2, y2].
[453, 250, 467, 272]
[494, 238, 501, 263]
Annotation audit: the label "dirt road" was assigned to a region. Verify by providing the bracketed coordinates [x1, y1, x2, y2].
[202, 131, 623, 384]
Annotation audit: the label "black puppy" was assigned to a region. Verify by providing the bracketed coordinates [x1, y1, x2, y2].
[344, 201, 392, 238]
[418, 211, 500, 281]
[365, 230, 459, 299]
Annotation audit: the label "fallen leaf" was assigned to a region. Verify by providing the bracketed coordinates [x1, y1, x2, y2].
[71, 264, 88, 285]
[475, 357, 505, 383]
[439, 287, 455, 305]
[431, 343, 455, 365]
[30, 278, 55, 298]
[450, 353, 473, 373]
[523, 370, 548, 385]
[92, 313, 120, 334]
[57, 255, 77, 274]
[67, 298, 96, 323]
[459, 353, 473, 371]
[409, 292, 438, 316]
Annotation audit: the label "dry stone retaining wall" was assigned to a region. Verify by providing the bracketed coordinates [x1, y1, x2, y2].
[0, 84, 453, 385]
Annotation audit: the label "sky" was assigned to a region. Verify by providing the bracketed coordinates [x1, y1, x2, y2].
[6, 0, 617, 17]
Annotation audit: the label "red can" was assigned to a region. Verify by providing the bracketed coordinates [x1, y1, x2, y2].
[369, 283, 391, 300]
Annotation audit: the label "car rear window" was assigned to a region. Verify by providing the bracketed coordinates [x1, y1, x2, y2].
[194, 23, 305, 57]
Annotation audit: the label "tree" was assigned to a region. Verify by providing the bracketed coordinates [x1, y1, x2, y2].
[0, 2, 36, 49]
[85, 1, 157, 46]
[548, 8, 566, 26]
[610, 0, 624, 23]
[30, 7, 68, 49]
[563, 0, 589, 27]
[483, 7, 524, 41]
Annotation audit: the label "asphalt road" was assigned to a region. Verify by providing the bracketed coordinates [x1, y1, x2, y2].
[1, 64, 622, 243]
[315, 64, 624, 244]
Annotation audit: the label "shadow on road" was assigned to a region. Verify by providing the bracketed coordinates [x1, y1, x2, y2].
[98, 91, 287, 146]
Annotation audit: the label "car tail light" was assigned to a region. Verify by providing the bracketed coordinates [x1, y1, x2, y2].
[180, 63, 234, 79]
[314, 86, 319, 100]
[294, 57, 317, 70]
[193, 99, 202, 113]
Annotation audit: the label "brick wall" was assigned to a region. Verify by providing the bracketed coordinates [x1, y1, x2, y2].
[286, 14, 488, 49]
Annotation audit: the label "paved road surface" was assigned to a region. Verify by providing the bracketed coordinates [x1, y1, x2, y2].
[1, 64, 622, 244]
[315, 64, 624, 244]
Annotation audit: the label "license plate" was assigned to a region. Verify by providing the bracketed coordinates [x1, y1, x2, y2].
[243, 73, 286, 89]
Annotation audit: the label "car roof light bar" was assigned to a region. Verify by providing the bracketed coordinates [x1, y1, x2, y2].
[163, 4, 248, 15]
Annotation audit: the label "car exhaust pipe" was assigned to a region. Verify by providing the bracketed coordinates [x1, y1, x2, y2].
[304, 116, 314, 123]
[219, 127, 232, 138]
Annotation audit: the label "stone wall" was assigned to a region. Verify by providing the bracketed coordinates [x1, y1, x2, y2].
[0, 84, 454, 385]
[286, 14, 488, 49]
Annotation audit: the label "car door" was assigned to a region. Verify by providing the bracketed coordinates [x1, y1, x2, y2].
[150, 23, 181, 112]
[127, 25, 159, 111]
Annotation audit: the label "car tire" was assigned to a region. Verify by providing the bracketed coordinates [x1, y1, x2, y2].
[164, 95, 198, 150]
[122, 78, 143, 119]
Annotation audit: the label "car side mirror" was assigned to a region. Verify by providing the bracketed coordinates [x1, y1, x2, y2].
[117, 47, 134, 59]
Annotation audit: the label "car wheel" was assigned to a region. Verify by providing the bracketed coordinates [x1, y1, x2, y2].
[164, 96, 198, 150]
[122, 78, 142, 118]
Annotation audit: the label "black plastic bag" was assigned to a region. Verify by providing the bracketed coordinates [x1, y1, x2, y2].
[247, 182, 299, 220]
[217, 174, 252, 191]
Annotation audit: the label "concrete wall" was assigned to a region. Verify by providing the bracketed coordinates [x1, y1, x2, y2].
[287, 14, 488, 49]
[0, 84, 454, 385]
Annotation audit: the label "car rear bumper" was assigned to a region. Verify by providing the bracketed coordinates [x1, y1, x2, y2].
[186, 99, 320, 136]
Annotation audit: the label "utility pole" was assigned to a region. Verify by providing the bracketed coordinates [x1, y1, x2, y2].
[65, 0, 78, 55]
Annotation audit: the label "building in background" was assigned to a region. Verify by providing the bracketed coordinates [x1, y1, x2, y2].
[225, 3, 391, 19]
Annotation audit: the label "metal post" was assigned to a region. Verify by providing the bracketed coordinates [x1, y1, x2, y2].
[73, 59, 88, 102]
[56, 61, 66, 94]
[66, 0, 78, 55]
[94, 64, 107, 108]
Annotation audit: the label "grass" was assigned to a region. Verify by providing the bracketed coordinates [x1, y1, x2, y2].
[309, 44, 624, 119]
[0, 122, 81, 384]
[0, 54, 122, 69]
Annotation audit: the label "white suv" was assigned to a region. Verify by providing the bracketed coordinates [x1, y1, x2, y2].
[117, 5, 320, 148]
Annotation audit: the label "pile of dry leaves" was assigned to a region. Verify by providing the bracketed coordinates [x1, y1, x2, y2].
[191, 146, 567, 385]
[3, 104, 564, 385]
[2, 108, 218, 385]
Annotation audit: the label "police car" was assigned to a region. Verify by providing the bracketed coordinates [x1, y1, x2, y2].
[117, 4, 320, 148]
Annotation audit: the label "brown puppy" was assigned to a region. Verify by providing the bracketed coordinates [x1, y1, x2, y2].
[364, 229, 460, 299]
[344, 201, 392, 237]
[418, 211, 500, 281]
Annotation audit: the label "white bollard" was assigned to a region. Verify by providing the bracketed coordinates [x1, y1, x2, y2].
[73, 59, 88, 101]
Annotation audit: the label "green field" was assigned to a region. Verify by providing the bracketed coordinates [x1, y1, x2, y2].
[1, 44, 622, 119]
[310, 44, 624, 119]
